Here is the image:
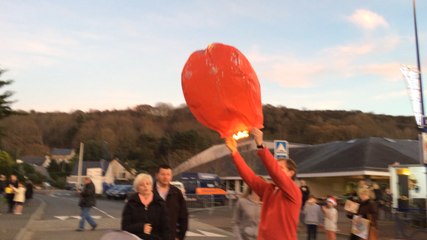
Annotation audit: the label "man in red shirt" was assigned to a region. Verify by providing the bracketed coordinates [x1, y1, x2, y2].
[225, 128, 302, 240]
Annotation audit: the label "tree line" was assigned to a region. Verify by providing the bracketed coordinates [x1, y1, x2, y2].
[0, 103, 418, 175]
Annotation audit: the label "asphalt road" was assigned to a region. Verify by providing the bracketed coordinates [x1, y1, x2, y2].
[2, 190, 426, 240]
[1, 190, 235, 240]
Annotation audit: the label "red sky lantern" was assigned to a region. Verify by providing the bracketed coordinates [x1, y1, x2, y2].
[181, 43, 263, 139]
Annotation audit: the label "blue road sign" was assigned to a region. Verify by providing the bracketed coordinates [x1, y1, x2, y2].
[274, 140, 288, 159]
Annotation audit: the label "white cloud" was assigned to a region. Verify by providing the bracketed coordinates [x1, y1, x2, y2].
[261, 61, 322, 88]
[247, 47, 320, 88]
[248, 36, 401, 89]
[327, 42, 376, 57]
[348, 9, 389, 31]
[360, 63, 402, 81]
[374, 90, 406, 100]
[274, 91, 347, 111]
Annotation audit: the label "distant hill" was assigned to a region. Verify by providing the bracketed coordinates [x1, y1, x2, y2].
[0, 104, 418, 173]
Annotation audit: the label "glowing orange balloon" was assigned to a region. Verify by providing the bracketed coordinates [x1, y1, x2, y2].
[181, 43, 263, 138]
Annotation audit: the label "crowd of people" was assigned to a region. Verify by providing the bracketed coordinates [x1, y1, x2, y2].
[0, 174, 33, 215]
[2, 128, 395, 240]
[109, 128, 393, 240]
[226, 129, 394, 240]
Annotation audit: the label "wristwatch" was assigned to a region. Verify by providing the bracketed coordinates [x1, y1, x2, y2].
[256, 144, 264, 149]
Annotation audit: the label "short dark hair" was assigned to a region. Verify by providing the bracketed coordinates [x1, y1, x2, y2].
[157, 164, 172, 173]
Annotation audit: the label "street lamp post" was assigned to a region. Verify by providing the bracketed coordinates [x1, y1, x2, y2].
[412, 0, 424, 119]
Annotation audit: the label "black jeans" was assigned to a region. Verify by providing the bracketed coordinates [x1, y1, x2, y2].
[307, 224, 317, 240]
[6, 194, 14, 213]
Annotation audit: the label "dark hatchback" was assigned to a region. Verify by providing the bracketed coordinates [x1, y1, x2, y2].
[105, 184, 133, 200]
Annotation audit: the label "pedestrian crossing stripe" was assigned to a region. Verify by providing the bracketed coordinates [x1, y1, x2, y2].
[55, 216, 102, 220]
[53, 217, 228, 237]
[186, 231, 204, 237]
[197, 230, 227, 237]
[186, 230, 226, 237]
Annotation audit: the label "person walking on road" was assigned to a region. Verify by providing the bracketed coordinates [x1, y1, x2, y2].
[300, 180, 310, 209]
[225, 128, 302, 240]
[233, 186, 261, 240]
[76, 177, 97, 231]
[25, 179, 34, 206]
[154, 164, 188, 240]
[322, 197, 338, 240]
[346, 188, 378, 240]
[303, 195, 323, 240]
[11, 181, 26, 214]
[0, 174, 7, 213]
[5, 174, 18, 213]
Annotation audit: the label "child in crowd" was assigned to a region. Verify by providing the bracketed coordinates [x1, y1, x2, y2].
[323, 196, 338, 240]
[11, 181, 26, 215]
[303, 195, 323, 240]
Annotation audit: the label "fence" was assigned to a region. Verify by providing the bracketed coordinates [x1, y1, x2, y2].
[393, 208, 427, 239]
[185, 194, 216, 208]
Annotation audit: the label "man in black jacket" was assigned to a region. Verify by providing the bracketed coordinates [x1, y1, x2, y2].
[76, 177, 97, 231]
[154, 164, 188, 240]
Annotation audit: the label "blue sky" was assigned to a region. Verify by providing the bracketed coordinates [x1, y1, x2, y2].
[0, 0, 426, 117]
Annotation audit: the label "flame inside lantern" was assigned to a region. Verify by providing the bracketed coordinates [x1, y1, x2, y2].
[232, 130, 249, 140]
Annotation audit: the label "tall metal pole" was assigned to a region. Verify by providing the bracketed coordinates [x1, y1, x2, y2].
[77, 142, 84, 190]
[411, 0, 427, 166]
[413, 0, 424, 118]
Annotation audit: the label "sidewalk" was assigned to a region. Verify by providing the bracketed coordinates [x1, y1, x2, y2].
[1, 196, 235, 240]
[0, 197, 43, 240]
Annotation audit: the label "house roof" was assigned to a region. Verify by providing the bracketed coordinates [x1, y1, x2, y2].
[51, 148, 74, 155]
[174, 137, 420, 178]
[71, 159, 109, 176]
[294, 138, 419, 172]
[32, 165, 52, 180]
[20, 156, 46, 166]
[291, 137, 420, 177]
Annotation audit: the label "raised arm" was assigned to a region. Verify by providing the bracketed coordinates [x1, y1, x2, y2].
[225, 137, 269, 199]
[251, 128, 301, 203]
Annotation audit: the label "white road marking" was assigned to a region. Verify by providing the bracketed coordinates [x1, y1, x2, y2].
[52, 217, 229, 238]
[93, 206, 115, 219]
[186, 231, 205, 237]
[54, 215, 103, 220]
[185, 230, 228, 237]
[197, 230, 227, 237]
[49, 191, 116, 219]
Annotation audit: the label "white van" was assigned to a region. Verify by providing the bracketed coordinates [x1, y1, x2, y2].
[171, 181, 186, 198]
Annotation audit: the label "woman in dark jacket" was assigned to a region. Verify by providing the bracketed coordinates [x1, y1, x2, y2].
[122, 173, 170, 240]
[347, 188, 378, 240]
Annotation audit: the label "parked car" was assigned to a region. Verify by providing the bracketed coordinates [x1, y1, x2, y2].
[105, 184, 133, 200]
[64, 182, 83, 191]
[42, 182, 52, 190]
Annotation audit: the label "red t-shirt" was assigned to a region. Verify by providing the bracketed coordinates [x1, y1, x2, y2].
[232, 147, 302, 240]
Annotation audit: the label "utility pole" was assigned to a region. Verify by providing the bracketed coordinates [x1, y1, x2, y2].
[77, 142, 84, 190]
[412, 0, 423, 117]
[411, 0, 426, 166]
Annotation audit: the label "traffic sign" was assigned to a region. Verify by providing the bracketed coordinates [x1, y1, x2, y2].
[274, 140, 289, 159]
